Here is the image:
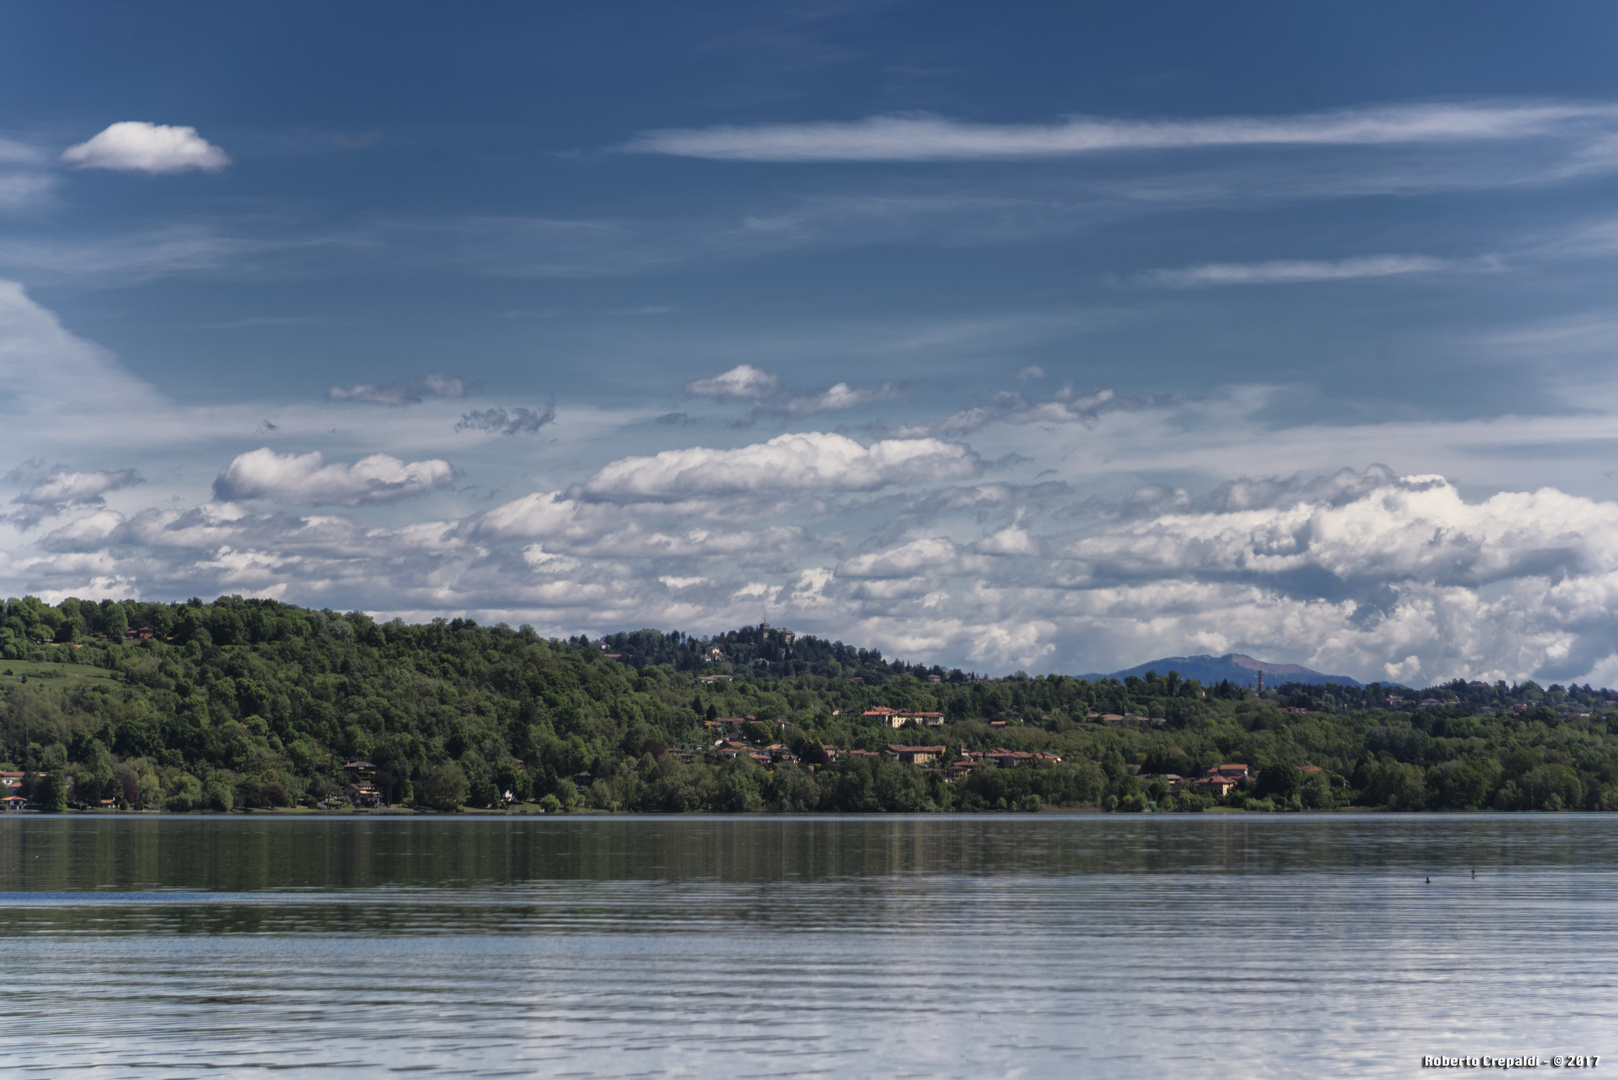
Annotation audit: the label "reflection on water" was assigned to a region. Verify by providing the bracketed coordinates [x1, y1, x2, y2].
[2, 815, 1614, 1078]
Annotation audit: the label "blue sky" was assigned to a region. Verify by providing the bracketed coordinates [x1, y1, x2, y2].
[6, 0, 1618, 684]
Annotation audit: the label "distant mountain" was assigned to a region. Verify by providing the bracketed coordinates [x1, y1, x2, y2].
[1082, 653, 1363, 689]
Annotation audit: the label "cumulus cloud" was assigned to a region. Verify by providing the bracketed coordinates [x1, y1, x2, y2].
[212, 448, 454, 506]
[326, 373, 477, 406]
[455, 403, 556, 435]
[60, 122, 230, 174]
[1066, 470, 1610, 590]
[11, 468, 139, 507]
[1146, 254, 1487, 287]
[39, 510, 126, 552]
[683, 364, 778, 400]
[576, 431, 980, 502]
[623, 101, 1618, 162]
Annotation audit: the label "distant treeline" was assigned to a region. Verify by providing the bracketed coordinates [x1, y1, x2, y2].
[2, 595, 1615, 813]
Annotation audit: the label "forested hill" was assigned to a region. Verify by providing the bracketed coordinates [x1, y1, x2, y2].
[3, 595, 1617, 814]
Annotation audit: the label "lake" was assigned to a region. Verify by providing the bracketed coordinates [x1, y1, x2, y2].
[1, 813, 1613, 1078]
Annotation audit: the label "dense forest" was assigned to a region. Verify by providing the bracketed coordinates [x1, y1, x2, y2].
[3, 595, 1616, 813]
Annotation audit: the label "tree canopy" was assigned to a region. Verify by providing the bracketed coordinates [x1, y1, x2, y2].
[3, 595, 1616, 813]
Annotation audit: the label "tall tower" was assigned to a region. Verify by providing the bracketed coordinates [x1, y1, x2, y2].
[1257, 670, 1265, 694]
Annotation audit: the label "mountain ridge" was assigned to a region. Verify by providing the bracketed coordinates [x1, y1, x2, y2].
[1081, 652, 1364, 688]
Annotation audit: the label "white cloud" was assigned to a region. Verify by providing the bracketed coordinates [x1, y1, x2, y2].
[839, 537, 968, 579]
[60, 122, 230, 174]
[327, 374, 477, 406]
[624, 101, 1618, 162]
[577, 431, 980, 501]
[212, 448, 454, 506]
[39, 510, 126, 552]
[773, 381, 904, 415]
[894, 386, 1125, 437]
[1067, 474, 1618, 587]
[683, 364, 779, 400]
[1147, 254, 1484, 287]
[469, 488, 808, 558]
[977, 525, 1038, 556]
[12, 469, 139, 507]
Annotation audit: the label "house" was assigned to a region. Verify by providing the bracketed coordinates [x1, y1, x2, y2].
[1207, 763, 1249, 781]
[884, 744, 944, 765]
[695, 674, 732, 684]
[2, 794, 26, 811]
[346, 783, 381, 807]
[1194, 776, 1235, 797]
[1297, 765, 1325, 774]
[945, 760, 975, 781]
[343, 761, 377, 779]
[927, 674, 942, 683]
[864, 707, 947, 729]
[0, 771, 22, 791]
[704, 716, 754, 737]
[706, 646, 725, 662]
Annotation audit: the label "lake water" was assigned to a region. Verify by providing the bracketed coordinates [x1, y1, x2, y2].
[1, 813, 1613, 1078]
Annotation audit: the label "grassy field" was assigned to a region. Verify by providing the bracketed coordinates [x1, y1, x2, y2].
[1, 654, 120, 687]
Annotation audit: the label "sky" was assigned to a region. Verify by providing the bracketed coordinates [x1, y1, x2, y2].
[4, 0, 1618, 685]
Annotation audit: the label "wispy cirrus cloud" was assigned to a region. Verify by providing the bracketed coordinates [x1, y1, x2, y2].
[326, 373, 478, 406]
[766, 381, 907, 416]
[0, 139, 52, 210]
[887, 385, 1150, 437]
[1146, 253, 1496, 287]
[623, 100, 1618, 162]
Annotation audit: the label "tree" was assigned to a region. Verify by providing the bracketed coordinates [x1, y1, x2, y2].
[1254, 763, 1301, 801]
[1299, 772, 1332, 809]
[36, 771, 67, 812]
[416, 763, 469, 811]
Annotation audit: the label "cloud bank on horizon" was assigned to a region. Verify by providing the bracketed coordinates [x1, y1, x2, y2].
[5, 2, 1618, 686]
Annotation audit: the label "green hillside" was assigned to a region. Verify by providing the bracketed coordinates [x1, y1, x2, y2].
[3, 595, 1616, 813]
